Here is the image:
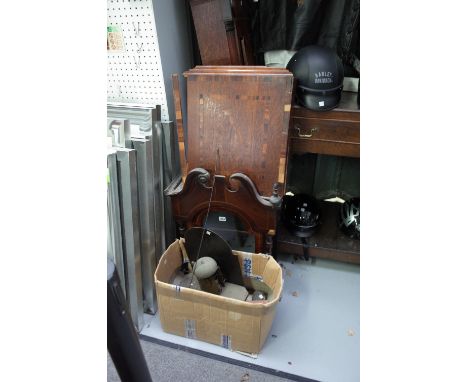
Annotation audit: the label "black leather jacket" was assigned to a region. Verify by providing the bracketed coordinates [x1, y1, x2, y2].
[251, 0, 359, 73]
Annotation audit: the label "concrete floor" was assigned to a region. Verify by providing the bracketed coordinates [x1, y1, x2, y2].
[108, 339, 296, 382]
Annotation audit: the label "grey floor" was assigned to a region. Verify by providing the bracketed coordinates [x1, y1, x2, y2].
[140, 256, 359, 382]
[108, 339, 295, 382]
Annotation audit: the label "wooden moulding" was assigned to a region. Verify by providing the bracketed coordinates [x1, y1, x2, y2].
[171, 73, 188, 181]
[188, 66, 290, 74]
[165, 168, 278, 254]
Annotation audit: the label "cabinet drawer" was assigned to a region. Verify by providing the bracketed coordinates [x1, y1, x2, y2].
[290, 117, 359, 144]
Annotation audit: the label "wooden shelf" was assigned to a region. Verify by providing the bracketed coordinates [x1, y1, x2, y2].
[289, 91, 360, 158]
[291, 91, 360, 116]
[275, 201, 360, 264]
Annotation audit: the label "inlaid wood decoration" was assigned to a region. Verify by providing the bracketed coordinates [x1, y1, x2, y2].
[183, 67, 293, 197]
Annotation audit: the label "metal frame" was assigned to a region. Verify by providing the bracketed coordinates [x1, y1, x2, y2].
[107, 118, 131, 148]
[132, 138, 158, 314]
[107, 104, 169, 255]
[160, 121, 179, 246]
[116, 148, 144, 331]
[107, 105, 161, 134]
[150, 123, 167, 252]
[106, 105, 179, 328]
[107, 152, 126, 297]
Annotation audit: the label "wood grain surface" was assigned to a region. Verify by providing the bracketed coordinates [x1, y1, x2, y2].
[189, 0, 231, 65]
[171, 74, 188, 179]
[184, 67, 293, 197]
[190, 66, 288, 74]
[289, 92, 360, 158]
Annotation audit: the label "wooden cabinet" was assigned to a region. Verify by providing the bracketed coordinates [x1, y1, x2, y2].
[277, 91, 360, 265]
[276, 201, 360, 264]
[289, 92, 360, 159]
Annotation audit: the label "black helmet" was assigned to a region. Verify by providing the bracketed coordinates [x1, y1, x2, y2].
[338, 198, 360, 239]
[287, 45, 344, 111]
[281, 194, 320, 238]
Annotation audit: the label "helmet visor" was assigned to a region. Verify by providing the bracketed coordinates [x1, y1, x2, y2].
[297, 87, 342, 111]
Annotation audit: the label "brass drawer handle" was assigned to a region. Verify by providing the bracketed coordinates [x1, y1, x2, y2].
[294, 124, 318, 138]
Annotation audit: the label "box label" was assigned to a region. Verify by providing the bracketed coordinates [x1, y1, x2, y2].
[221, 334, 232, 350]
[184, 319, 196, 339]
[242, 254, 253, 277]
[107, 25, 124, 52]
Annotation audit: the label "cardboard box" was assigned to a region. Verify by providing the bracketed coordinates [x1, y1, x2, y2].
[154, 239, 283, 354]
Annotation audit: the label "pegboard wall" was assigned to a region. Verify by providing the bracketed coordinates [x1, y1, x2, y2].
[107, 0, 169, 121]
